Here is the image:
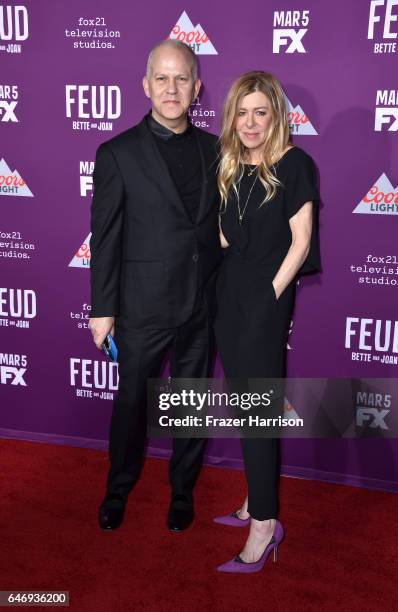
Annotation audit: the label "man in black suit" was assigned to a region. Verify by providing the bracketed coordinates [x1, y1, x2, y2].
[89, 39, 221, 531]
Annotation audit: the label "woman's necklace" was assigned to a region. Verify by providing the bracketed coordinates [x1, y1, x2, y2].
[237, 173, 258, 225]
[247, 164, 257, 177]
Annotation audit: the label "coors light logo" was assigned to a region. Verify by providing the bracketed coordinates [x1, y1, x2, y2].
[0, 158, 33, 196]
[353, 174, 398, 215]
[69, 233, 91, 268]
[285, 96, 317, 136]
[168, 11, 217, 55]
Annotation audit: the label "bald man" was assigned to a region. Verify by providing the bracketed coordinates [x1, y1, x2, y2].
[89, 40, 221, 531]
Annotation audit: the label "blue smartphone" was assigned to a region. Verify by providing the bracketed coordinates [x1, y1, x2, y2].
[102, 334, 118, 362]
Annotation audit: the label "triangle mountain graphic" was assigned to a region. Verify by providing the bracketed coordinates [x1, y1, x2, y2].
[169, 11, 218, 55]
[285, 96, 318, 136]
[284, 398, 301, 419]
[0, 158, 34, 197]
[69, 233, 92, 268]
[353, 173, 398, 215]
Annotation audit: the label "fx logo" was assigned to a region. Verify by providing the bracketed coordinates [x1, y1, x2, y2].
[273, 29, 307, 53]
[79, 161, 94, 196]
[375, 108, 398, 131]
[80, 175, 93, 196]
[0, 100, 18, 122]
[0, 366, 27, 385]
[356, 407, 389, 430]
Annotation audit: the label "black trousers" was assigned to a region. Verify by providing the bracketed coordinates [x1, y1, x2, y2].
[104, 299, 212, 507]
[215, 254, 295, 521]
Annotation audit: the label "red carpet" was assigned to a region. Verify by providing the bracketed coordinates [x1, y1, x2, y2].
[0, 439, 397, 611]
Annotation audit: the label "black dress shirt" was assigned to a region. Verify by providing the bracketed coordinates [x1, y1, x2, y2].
[146, 113, 202, 223]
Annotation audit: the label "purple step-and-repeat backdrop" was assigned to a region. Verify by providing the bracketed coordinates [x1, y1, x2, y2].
[1, 0, 398, 491]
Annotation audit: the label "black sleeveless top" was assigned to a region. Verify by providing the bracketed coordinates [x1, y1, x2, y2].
[219, 146, 320, 276]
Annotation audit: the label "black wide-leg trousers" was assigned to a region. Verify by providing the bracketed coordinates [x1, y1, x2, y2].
[104, 300, 212, 507]
[215, 254, 295, 521]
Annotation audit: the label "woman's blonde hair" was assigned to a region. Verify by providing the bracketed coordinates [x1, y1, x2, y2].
[218, 71, 290, 209]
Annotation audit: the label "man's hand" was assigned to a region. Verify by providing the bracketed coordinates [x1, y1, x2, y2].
[89, 316, 115, 349]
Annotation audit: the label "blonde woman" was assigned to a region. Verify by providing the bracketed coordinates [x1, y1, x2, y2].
[214, 71, 320, 573]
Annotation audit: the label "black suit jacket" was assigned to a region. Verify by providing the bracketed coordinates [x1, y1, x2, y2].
[90, 116, 222, 329]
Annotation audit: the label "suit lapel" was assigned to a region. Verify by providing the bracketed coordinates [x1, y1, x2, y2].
[134, 117, 217, 224]
[193, 128, 207, 225]
[194, 128, 218, 224]
[135, 118, 189, 220]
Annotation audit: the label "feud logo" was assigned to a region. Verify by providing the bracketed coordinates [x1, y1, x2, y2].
[368, 0, 398, 53]
[273, 10, 309, 53]
[345, 317, 398, 365]
[70, 358, 118, 399]
[0, 84, 18, 122]
[65, 85, 121, 132]
[0, 5, 28, 53]
[0, 288, 36, 321]
[375, 89, 398, 131]
[70, 358, 119, 390]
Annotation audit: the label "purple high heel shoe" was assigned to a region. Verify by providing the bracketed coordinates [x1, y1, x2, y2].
[217, 519, 284, 573]
[213, 511, 250, 527]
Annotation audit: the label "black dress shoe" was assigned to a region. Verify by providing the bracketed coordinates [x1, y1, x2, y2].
[167, 495, 194, 532]
[98, 496, 125, 530]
